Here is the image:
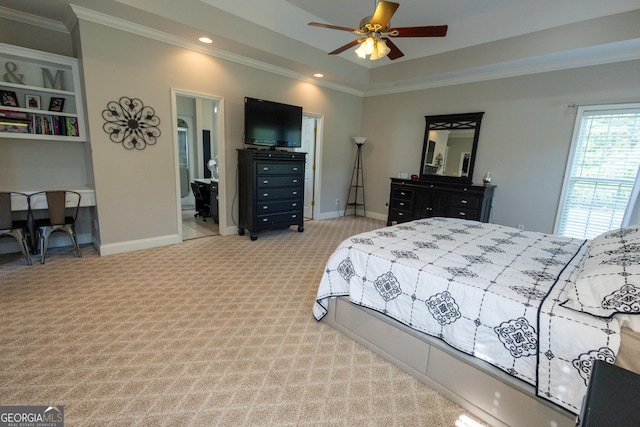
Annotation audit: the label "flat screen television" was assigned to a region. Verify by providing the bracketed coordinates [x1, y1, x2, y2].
[244, 97, 302, 148]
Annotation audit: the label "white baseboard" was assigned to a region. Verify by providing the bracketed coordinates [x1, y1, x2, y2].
[222, 210, 388, 237]
[98, 234, 180, 256]
[317, 210, 388, 222]
[1, 211, 390, 257]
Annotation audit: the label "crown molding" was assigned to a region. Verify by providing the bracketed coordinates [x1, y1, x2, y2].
[5, 4, 638, 98]
[0, 6, 70, 33]
[69, 5, 363, 97]
[363, 38, 640, 97]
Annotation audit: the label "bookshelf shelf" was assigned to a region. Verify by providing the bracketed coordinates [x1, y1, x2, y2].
[0, 42, 86, 142]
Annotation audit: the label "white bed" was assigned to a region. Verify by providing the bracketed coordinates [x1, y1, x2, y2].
[314, 218, 640, 427]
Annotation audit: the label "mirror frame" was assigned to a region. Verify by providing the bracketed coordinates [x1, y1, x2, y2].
[420, 112, 484, 184]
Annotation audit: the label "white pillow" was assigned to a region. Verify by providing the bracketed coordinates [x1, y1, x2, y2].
[562, 226, 640, 317]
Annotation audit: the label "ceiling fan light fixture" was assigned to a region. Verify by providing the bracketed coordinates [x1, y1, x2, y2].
[370, 39, 390, 60]
[310, 1, 448, 62]
[358, 37, 376, 56]
[355, 37, 389, 60]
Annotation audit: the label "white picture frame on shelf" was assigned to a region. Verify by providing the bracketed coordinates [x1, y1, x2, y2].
[26, 94, 41, 109]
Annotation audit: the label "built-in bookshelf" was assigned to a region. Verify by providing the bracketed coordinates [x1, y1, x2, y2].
[0, 42, 85, 142]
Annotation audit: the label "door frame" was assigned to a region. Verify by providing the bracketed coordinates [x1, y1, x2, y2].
[170, 88, 227, 238]
[300, 112, 323, 220]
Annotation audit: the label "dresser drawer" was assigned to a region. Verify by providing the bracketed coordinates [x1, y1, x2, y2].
[257, 188, 302, 200]
[391, 187, 413, 200]
[257, 211, 302, 226]
[258, 200, 301, 213]
[256, 162, 303, 175]
[389, 209, 412, 223]
[448, 207, 478, 220]
[449, 194, 479, 209]
[390, 199, 413, 212]
[257, 175, 303, 187]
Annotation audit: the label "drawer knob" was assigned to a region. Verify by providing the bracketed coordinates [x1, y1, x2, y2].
[398, 212, 404, 216]
[263, 193, 269, 197]
[292, 203, 297, 207]
[400, 191, 406, 196]
[262, 218, 268, 222]
[292, 191, 298, 195]
[293, 179, 298, 183]
[263, 180, 269, 184]
[292, 214, 297, 218]
[263, 167, 269, 171]
[293, 167, 298, 171]
[459, 212, 466, 216]
[461, 200, 468, 204]
[263, 206, 269, 210]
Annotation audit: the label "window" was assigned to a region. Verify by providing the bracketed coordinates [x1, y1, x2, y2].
[555, 103, 640, 239]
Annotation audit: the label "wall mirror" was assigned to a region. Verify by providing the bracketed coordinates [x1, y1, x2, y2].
[420, 112, 484, 183]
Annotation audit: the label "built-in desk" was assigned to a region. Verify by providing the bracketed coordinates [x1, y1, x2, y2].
[1, 186, 96, 210]
[0, 186, 96, 255]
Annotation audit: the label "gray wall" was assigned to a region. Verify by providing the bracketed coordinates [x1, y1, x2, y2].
[75, 19, 361, 249]
[3, 13, 639, 255]
[361, 59, 640, 232]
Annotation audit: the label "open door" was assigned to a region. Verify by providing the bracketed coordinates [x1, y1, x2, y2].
[298, 115, 317, 219]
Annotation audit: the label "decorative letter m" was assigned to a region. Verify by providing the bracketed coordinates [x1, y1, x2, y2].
[42, 68, 66, 90]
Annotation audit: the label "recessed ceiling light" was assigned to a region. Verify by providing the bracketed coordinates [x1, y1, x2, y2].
[313, 73, 324, 78]
[199, 37, 213, 44]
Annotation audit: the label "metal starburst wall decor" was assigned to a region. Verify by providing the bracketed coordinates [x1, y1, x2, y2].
[102, 96, 161, 150]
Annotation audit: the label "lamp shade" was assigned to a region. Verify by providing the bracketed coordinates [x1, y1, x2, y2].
[370, 39, 390, 60]
[352, 136, 367, 144]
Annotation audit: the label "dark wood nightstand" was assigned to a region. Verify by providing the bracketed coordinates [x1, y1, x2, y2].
[577, 360, 640, 426]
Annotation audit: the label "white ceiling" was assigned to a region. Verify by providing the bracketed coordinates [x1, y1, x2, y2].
[205, 0, 640, 65]
[1, 0, 640, 93]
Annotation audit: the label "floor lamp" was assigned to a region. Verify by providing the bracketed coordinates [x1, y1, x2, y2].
[345, 136, 366, 216]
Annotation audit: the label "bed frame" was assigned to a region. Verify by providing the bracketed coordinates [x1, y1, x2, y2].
[322, 296, 577, 427]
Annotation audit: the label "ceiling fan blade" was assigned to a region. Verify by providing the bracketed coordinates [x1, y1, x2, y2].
[370, 1, 399, 29]
[308, 22, 358, 33]
[382, 37, 404, 60]
[388, 25, 448, 37]
[328, 39, 362, 55]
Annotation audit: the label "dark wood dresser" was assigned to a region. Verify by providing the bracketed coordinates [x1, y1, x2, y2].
[387, 178, 495, 225]
[237, 149, 306, 240]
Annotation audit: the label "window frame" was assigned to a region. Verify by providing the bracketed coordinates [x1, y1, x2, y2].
[554, 102, 640, 239]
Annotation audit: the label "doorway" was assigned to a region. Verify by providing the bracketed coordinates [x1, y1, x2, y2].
[171, 89, 226, 240]
[297, 114, 322, 219]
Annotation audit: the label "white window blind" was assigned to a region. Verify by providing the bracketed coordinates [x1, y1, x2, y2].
[555, 104, 640, 240]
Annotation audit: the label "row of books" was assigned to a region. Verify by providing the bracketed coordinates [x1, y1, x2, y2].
[0, 109, 79, 137]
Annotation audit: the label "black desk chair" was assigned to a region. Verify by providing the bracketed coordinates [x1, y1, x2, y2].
[190, 182, 211, 221]
[31, 190, 82, 264]
[0, 192, 32, 265]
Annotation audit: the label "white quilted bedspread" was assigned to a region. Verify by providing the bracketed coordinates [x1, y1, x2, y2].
[314, 218, 621, 413]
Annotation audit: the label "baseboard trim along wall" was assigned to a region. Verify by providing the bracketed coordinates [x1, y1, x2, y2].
[98, 234, 180, 256]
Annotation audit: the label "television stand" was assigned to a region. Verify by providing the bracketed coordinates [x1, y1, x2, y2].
[237, 149, 306, 240]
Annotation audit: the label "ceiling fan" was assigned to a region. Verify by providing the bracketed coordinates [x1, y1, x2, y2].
[308, 1, 447, 61]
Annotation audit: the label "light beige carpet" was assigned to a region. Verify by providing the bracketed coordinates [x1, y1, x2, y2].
[0, 217, 487, 426]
